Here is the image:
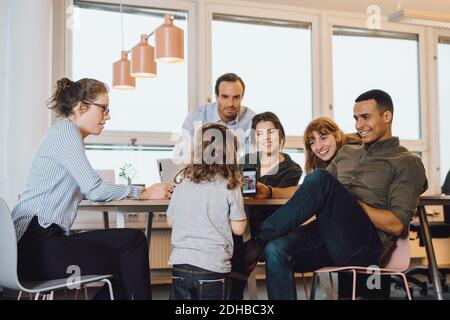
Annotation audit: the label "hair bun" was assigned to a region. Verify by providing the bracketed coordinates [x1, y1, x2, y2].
[57, 77, 73, 90]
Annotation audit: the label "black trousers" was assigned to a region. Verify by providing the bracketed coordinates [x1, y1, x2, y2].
[18, 217, 151, 300]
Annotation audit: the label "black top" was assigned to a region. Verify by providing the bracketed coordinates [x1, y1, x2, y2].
[239, 152, 302, 188]
[239, 152, 303, 235]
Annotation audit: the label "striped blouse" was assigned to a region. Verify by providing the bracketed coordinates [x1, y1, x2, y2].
[12, 118, 142, 241]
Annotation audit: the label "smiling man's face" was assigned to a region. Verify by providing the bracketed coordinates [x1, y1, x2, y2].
[353, 99, 392, 145]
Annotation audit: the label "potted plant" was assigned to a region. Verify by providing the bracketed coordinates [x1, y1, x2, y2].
[119, 163, 137, 186]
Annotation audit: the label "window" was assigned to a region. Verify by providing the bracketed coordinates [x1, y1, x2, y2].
[72, 1, 188, 133]
[332, 28, 421, 140]
[212, 14, 313, 136]
[86, 145, 305, 185]
[72, 1, 191, 177]
[86, 145, 173, 185]
[438, 38, 450, 184]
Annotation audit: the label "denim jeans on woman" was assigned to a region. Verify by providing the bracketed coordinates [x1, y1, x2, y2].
[170, 264, 231, 300]
[258, 170, 382, 300]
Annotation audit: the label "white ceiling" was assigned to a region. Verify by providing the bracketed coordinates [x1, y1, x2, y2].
[242, 0, 450, 15]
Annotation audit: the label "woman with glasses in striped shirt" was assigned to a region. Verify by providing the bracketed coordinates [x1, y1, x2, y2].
[12, 77, 173, 300]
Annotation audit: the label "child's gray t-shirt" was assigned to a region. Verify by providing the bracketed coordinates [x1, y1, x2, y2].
[167, 176, 246, 273]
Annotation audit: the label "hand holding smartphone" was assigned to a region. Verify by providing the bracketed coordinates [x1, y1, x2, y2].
[242, 168, 257, 197]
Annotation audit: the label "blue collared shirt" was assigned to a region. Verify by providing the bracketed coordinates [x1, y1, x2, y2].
[181, 102, 256, 154]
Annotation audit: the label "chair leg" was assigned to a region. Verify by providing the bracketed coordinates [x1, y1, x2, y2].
[399, 274, 413, 300]
[34, 292, 40, 300]
[301, 273, 309, 299]
[17, 291, 22, 300]
[84, 285, 89, 300]
[102, 279, 114, 300]
[74, 288, 79, 300]
[329, 273, 336, 300]
[103, 211, 110, 229]
[49, 291, 54, 300]
[309, 273, 318, 300]
[351, 270, 357, 300]
[404, 275, 427, 295]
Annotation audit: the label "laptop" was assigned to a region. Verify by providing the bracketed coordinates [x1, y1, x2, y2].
[157, 158, 186, 184]
[96, 169, 116, 183]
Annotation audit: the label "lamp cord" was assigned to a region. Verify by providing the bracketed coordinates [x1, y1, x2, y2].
[144, 31, 154, 41]
[120, 0, 124, 51]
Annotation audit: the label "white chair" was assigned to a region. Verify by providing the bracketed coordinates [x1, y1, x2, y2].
[0, 197, 114, 300]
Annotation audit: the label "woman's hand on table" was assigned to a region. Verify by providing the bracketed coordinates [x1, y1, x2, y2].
[140, 183, 174, 199]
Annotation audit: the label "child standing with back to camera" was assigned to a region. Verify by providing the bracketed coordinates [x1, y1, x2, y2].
[166, 123, 248, 300]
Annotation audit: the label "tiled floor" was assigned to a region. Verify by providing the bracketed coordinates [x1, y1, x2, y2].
[2, 273, 448, 300]
[151, 274, 450, 300]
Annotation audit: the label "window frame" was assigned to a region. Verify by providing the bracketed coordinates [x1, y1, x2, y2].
[205, 2, 321, 151]
[61, 0, 197, 147]
[331, 26, 422, 140]
[326, 14, 434, 189]
[327, 15, 427, 142]
[429, 29, 450, 191]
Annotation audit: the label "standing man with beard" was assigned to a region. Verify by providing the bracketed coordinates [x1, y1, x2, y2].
[181, 73, 256, 156]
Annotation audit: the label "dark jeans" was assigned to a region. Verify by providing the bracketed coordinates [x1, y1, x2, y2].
[259, 170, 382, 300]
[170, 264, 231, 300]
[18, 216, 151, 300]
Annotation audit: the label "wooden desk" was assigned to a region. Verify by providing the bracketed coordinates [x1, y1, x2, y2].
[416, 195, 450, 300]
[79, 198, 286, 299]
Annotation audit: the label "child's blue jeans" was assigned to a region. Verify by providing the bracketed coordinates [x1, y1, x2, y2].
[170, 264, 231, 300]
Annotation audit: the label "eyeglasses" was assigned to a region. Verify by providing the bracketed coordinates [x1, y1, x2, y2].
[81, 99, 110, 115]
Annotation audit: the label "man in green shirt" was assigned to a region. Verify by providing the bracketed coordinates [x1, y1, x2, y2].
[255, 89, 428, 300]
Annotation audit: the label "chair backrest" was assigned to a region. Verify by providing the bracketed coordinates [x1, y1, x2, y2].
[0, 197, 22, 290]
[381, 233, 410, 271]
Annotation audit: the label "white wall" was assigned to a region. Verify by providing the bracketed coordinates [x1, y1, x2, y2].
[0, 0, 9, 207]
[0, 0, 53, 208]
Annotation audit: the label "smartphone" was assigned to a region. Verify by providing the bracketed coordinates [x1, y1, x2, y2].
[242, 168, 257, 196]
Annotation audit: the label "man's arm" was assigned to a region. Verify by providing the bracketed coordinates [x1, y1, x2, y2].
[366, 156, 428, 237]
[357, 200, 403, 236]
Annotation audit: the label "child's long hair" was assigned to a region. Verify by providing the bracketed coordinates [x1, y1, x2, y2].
[175, 123, 242, 189]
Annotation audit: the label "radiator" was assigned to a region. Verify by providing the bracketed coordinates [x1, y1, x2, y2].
[150, 229, 173, 269]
